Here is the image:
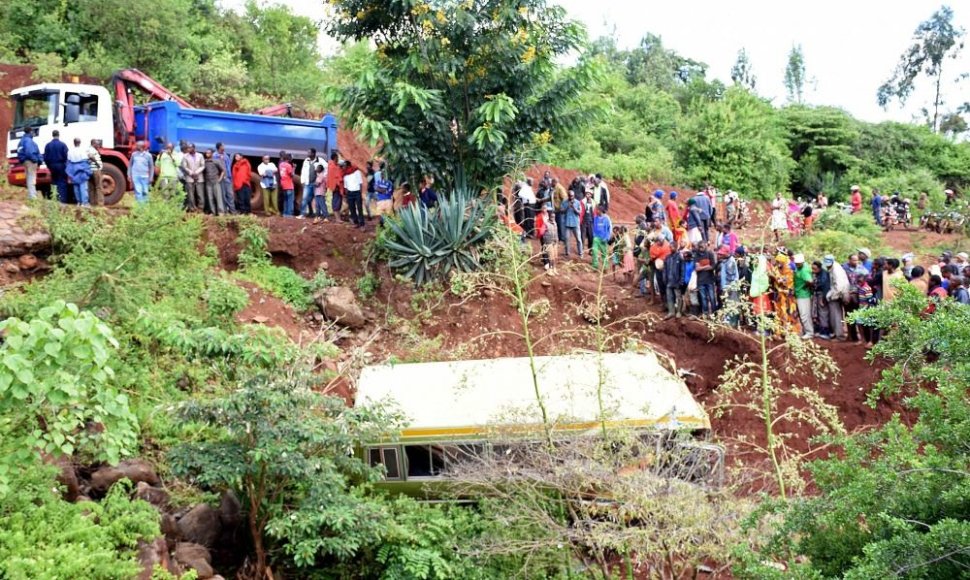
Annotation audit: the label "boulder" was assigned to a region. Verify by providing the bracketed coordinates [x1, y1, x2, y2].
[0, 202, 51, 257]
[219, 490, 242, 529]
[160, 513, 180, 543]
[42, 454, 79, 502]
[89, 459, 160, 493]
[314, 286, 366, 328]
[177, 504, 222, 548]
[135, 481, 170, 509]
[174, 542, 214, 579]
[136, 537, 175, 580]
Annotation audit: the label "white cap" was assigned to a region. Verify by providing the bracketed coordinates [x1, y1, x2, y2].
[793, 253, 805, 264]
[958, 252, 969, 261]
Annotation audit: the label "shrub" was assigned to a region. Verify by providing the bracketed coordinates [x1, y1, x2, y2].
[787, 230, 885, 262]
[380, 192, 496, 286]
[0, 301, 137, 491]
[204, 275, 249, 325]
[235, 221, 320, 310]
[356, 272, 380, 300]
[0, 461, 159, 580]
[813, 210, 882, 239]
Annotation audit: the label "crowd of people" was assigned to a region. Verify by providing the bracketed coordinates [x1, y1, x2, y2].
[503, 173, 966, 345]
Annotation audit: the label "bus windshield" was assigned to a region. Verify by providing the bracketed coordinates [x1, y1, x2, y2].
[12, 91, 57, 132]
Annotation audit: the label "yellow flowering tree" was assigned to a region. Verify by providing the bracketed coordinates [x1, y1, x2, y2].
[325, 0, 599, 188]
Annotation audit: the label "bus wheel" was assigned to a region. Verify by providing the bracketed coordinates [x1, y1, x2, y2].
[101, 165, 127, 206]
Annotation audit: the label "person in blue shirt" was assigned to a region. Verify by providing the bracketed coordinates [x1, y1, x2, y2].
[591, 205, 613, 270]
[419, 176, 438, 209]
[560, 190, 583, 257]
[43, 130, 69, 203]
[871, 188, 883, 226]
[691, 190, 713, 242]
[16, 127, 42, 199]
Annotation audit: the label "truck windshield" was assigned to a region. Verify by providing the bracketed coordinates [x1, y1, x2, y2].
[12, 91, 56, 131]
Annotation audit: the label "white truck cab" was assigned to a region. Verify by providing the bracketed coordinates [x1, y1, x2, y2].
[6, 83, 114, 161]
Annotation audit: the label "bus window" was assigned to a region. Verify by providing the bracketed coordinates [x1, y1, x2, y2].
[405, 445, 432, 477]
[367, 446, 402, 480]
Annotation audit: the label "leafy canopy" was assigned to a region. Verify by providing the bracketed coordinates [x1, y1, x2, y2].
[325, 0, 597, 187]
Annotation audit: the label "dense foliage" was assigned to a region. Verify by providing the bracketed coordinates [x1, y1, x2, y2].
[0, 0, 326, 106]
[547, 32, 970, 200]
[0, 463, 159, 580]
[0, 301, 136, 493]
[739, 285, 970, 578]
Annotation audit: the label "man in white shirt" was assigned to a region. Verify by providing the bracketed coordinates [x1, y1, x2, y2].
[518, 178, 538, 237]
[66, 138, 94, 206]
[256, 156, 279, 215]
[593, 174, 609, 211]
[342, 162, 365, 227]
[298, 147, 322, 218]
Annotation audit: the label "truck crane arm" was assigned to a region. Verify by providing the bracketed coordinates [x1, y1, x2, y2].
[112, 68, 193, 151]
[253, 103, 294, 117]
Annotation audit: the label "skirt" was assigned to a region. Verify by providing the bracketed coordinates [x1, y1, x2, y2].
[688, 227, 702, 244]
[621, 250, 636, 273]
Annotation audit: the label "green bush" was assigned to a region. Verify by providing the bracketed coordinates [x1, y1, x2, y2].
[787, 230, 885, 262]
[204, 275, 249, 325]
[0, 462, 159, 580]
[0, 301, 137, 491]
[381, 191, 496, 286]
[356, 272, 380, 300]
[813, 210, 882, 239]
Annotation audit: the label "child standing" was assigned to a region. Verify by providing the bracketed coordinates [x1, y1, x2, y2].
[313, 164, 328, 223]
[618, 226, 636, 284]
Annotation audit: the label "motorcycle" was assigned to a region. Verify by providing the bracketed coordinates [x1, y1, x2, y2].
[920, 212, 942, 232]
[883, 202, 912, 231]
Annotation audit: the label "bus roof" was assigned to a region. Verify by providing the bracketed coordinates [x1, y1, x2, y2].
[356, 352, 710, 439]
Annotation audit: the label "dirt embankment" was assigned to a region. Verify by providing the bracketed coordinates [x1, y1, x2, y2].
[206, 216, 912, 489]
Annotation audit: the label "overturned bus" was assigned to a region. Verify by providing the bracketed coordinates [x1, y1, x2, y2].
[355, 351, 724, 496]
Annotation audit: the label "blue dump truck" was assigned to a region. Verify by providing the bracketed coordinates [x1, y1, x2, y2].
[6, 69, 338, 206]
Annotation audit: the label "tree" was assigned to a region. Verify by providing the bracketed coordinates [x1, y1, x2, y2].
[676, 87, 793, 199]
[784, 44, 806, 104]
[877, 6, 967, 133]
[325, 0, 598, 188]
[730, 47, 757, 91]
[739, 284, 970, 577]
[781, 105, 861, 196]
[169, 374, 403, 576]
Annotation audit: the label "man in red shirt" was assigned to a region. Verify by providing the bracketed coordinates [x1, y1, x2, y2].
[278, 152, 296, 216]
[666, 191, 681, 228]
[326, 152, 343, 218]
[850, 185, 862, 214]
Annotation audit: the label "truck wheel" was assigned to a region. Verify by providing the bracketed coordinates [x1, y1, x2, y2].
[101, 165, 127, 206]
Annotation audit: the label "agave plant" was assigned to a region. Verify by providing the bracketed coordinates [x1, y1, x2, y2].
[381, 191, 496, 285]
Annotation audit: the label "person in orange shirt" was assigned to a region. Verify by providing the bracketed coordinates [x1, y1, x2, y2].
[849, 185, 862, 214]
[648, 236, 673, 302]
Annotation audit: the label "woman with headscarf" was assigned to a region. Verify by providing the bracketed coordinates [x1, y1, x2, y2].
[769, 252, 799, 333]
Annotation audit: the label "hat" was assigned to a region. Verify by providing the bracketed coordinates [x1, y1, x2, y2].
[734, 246, 746, 257]
[793, 253, 805, 264]
[958, 252, 969, 261]
[687, 198, 696, 206]
[901, 253, 914, 263]
[775, 253, 789, 265]
[857, 247, 871, 257]
[823, 255, 835, 266]
[654, 190, 664, 199]
[670, 191, 678, 199]
[929, 264, 942, 277]
[945, 189, 954, 195]
[717, 246, 730, 258]
[850, 185, 860, 191]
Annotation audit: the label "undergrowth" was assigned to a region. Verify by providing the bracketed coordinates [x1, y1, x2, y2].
[234, 221, 335, 310]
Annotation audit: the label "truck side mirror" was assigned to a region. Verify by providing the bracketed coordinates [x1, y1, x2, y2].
[64, 95, 81, 125]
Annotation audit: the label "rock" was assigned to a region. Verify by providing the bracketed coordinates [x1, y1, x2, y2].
[17, 253, 38, 270]
[160, 513, 180, 542]
[219, 491, 242, 529]
[320, 261, 329, 270]
[135, 481, 170, 509]
[89, 459, 160, 493]
[137, 537, 172, 580]
[174, 542, 214, 579]
[177, 504, 222, 548]
[42, 454, 79, 502]
[0, 202, 52, 257]
[314, 286, 366, 328]
[250, 315, 269, 324]
[3, 262, 19, 274]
